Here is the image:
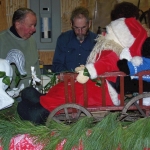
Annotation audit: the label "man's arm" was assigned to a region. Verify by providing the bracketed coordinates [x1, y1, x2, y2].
[51, 36, 67, 73]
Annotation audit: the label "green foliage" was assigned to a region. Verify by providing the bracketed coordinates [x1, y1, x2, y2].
[1, 106, 150, 150]
[0, 71, 6, 78]
[83, 113, 121, 150]
[43, 71, 75, 93]
[63, 117, 94, 150]
[0, 71, 10, 86]
[2, 76, 11, 85]
[83, 67, 90, 77]
[15, 67, 26, 87]
[0, 67, 27, 87]
[91, 78, 102, 87]
[121, 117, 150, 150]
[83, 68, 102, 86]
[43, 72, 57, 92]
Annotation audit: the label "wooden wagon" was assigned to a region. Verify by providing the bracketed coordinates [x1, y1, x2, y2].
[46, 71, 150, 125]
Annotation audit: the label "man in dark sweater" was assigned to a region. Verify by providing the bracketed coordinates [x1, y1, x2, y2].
[52, 6, 97, 73]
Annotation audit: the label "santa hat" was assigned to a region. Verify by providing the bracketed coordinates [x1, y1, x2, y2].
[110, 17, 147, 60]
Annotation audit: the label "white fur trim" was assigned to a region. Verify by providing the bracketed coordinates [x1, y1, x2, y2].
[106, 80, 120, 106]
[120, 48, 132, 61]
[105, 25, 122, 46]
[86, 63, 97, 79]
[131, 56, 143, 66]
[111, 18, 135, 48]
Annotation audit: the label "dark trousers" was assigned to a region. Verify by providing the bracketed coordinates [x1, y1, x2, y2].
[17, 87, 49, 125]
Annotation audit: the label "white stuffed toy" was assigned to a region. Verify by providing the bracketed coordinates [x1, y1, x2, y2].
[0, 49, 26, 110]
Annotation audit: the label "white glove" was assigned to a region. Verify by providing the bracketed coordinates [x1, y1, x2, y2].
[76, 70, 89, 84]
[75, 65, 85, 72]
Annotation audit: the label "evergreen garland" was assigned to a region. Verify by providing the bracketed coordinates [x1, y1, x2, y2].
[0, 107, 150, 150]
[83, 113, 122, 150]
[121, 117, 150, 150]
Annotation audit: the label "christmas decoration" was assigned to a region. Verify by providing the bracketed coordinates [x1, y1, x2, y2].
[0, 108, 150, 150]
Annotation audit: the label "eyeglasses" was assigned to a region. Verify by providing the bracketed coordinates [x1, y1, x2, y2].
[72, 26, 88, 32]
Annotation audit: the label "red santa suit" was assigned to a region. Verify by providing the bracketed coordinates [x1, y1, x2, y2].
[40, 18, 147, 112]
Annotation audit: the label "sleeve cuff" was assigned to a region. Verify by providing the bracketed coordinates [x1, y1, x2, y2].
[120, 48, 132, 61]
[86, 63, 97, 79]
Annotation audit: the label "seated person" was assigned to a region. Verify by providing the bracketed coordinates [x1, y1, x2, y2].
[0, 8, 41, 89]
[52, 6, 97, 73]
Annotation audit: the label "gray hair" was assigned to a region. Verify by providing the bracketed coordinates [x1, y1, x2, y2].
[70, 6, 92, 24]
[12, 8, 36, 25]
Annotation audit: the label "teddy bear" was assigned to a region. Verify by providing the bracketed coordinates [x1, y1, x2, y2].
[0, 49, 26, 110]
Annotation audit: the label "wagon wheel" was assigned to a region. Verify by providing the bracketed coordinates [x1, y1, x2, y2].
[46, 103, 92, 126]
[120, 93, 150, 122]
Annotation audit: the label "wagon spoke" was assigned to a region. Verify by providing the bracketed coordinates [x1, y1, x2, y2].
[76, 110, 82, 119]
[120, 93, 150, 122]
[53, 117, 62, 123]
[64, 108, 70, 120]
[134, 102, 146, 117]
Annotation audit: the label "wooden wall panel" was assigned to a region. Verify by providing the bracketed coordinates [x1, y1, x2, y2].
[5, 0, 27, 28]
[0, 0, 27, 31]
[61, 0, 150, 33]
[0, 0, 7, 31]
[38, 51, 54, 65]
[61, 0, 95, 33]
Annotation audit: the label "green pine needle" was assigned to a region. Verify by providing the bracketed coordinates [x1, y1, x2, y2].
[83, 112, 120, 150]
[1, 105, 150, 150]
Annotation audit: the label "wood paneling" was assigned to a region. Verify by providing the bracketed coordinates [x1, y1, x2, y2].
[38, 51, 54, 65]
[0, 0, 27, 31]
[61, 0, 95, 33]
[0, 0, 7, 31]
[61, 0, 150, 33]
[5, 0, 27, 27]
